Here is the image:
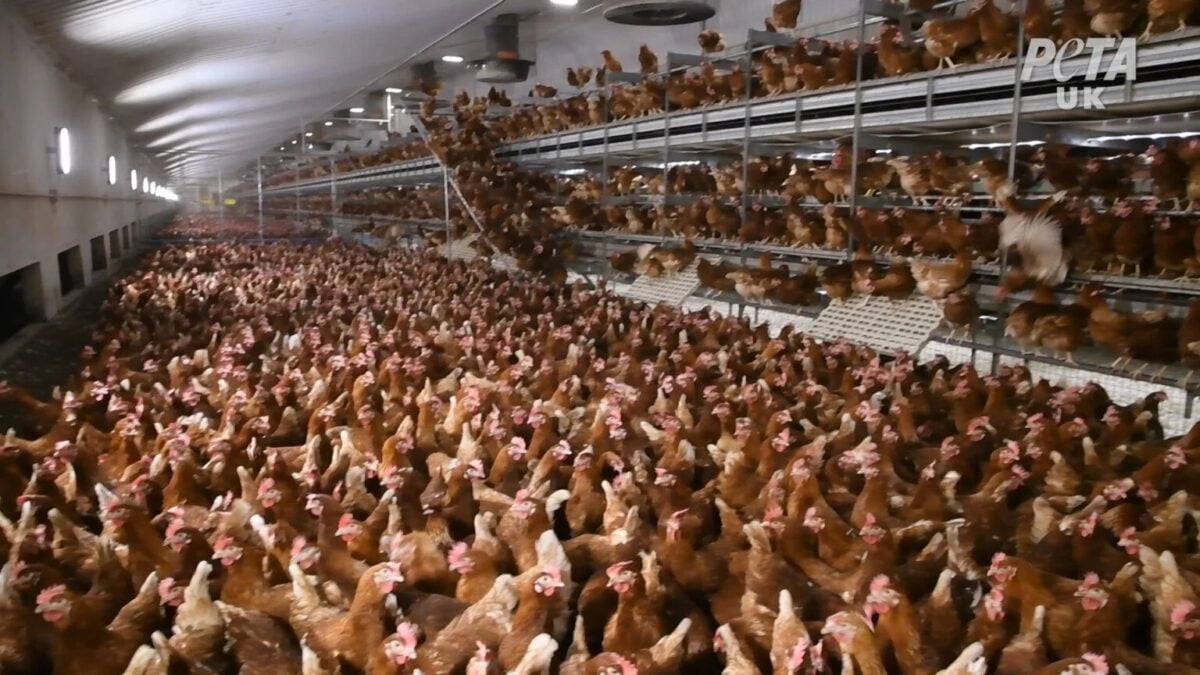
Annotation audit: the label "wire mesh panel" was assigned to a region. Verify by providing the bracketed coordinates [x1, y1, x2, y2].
[807, 296, 944, 356]
[621, 262, 703, 306]
[922, 341, 1196, 437]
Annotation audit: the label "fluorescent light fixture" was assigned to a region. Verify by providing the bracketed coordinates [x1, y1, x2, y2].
[1084, 131, 1200, 143]
[961, 140, 1046, 150]
[385, 87, 404, 93]
[441, 55, 464, 63]
[130, 169, 138, 190]
[55, 127, 72, 175]
[143, 177, 150, 192]
[324, 121, 334, 126]
[349, 106, 365, 113]
[643, 160, 702, 169]
[107, 156, 118, 185]
[291, 139, 298, 145]
[150, 181, 157, 194]
[558, 168, 589, 176]
[305, 132, 313, 137]
[550, 0, 579, 5]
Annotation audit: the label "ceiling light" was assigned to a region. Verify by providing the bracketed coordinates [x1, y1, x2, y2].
[349, 106, 365, 113]
[291, 139, 298, 145]
[107, 156, 117, 185]
[143, 177, 149, 192]
[55, 127, 72, 175]
[130, 169, 138, 191]
[150, 181, 157, 194]
[961, 140, 1046, 150]
[324, 121, 334, 126]
[550, 0, 579, 5]
[305, 132, 313, 137]
[441, 55, 464, 64]
[385, 87, 404, 93]
[1085, 131, 1200, 143]
[279, 146, 286, 150]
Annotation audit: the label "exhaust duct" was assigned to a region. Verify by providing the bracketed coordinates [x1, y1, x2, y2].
[473, 13, 533, 84]
[604, 1, 715, 26]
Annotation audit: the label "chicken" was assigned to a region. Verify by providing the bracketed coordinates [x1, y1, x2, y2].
[601, 50, 624, 73]
[1084, 0, 1143, 37]
[912, 253, 973, 300]
[943, 291, 980, 338]
[1147, 143, 1191, 211]
[1030, 298, 1090, 362]
[821, 262, 855, 301]
[975, 0, 1018, 59]
[1111, 199, 1152, 275]
[924, 11, 982, 68]
[1153, 215, 1195, 277]
[877, 25, 925, 77]
[37, 572, 163, 675]
[698, 30, 727, 54]
[287, 562, 401, 671]
[165, 562, 227, 672]
[1006, 285, 1062, 351]
[769, 0, 803, 31]
[999, 202, 1070, 286]
[638, 45, 660, 75]
[417, 575, 518, 673]
[1022, 0, 1056, 40]
[1146, 0, 1198, 34]
[1181, 299, 1200, 383]
[888, 157, 935, 206]
[865, 262, 917, 300]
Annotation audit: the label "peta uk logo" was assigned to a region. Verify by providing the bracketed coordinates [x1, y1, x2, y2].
[1022, 38, 1137, 111]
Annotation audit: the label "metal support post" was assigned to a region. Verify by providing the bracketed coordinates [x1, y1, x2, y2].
[330, 157, 338, 237]
[256, 157, 264, 242]
[995, 0, 1028, 375]
[846, 0, 869, 258]
[444, 166, 453, 256]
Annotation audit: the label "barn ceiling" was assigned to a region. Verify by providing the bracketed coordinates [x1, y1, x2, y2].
[8, 0, 523, 184]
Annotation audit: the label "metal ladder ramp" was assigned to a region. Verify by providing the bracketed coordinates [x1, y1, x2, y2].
[806, 295, 944, 355]
[620, 259, 705, 306]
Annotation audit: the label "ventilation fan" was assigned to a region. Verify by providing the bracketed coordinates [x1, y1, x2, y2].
[604, 1, 714, 26]
[473, 14, 534, 84]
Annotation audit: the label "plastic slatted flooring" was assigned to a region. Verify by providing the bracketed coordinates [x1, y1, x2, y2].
[621, 261, 703, 306]
[443, 234, 480, 262]
[806, 295, 945, 356]
[492, 253, 521, 274]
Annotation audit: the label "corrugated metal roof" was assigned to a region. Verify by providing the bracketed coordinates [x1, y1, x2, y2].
[8, 0, 502, 182]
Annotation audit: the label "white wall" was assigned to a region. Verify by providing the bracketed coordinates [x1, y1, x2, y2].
[441, 0, 857, 97]
[0, 3, 173, 319]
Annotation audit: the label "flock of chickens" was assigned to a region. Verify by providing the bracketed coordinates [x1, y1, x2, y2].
[251, 0, 1200, 193]
[160, 219, 329, 242]
[463, 0, 1198, 141]
[1, 232, 1200, 675]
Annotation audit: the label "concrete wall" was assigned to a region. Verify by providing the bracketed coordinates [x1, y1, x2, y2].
[0, 3, 173, 320]
[440, 0, 857, 97]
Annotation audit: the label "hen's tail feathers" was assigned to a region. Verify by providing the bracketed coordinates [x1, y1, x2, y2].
[999, 211, 1068, 285]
